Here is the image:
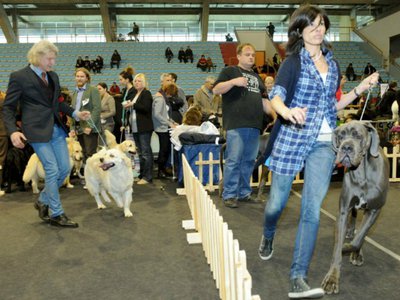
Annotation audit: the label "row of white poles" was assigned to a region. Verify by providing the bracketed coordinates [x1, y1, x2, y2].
[178, 154, 260, 300]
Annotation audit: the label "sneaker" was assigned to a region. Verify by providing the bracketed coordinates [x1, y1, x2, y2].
[288, 277, 324, 299]
[224, 198, 238, 208]
[258, 235, 274, 260]
[238, 194, 258, 203]
[137, 179, 150, 185]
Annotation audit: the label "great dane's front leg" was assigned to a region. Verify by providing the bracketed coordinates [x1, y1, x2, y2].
[322, 195, 351, 294]
[344, 208, 381, 266]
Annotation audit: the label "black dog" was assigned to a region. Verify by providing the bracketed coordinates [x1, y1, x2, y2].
[2, 143, 34, 193]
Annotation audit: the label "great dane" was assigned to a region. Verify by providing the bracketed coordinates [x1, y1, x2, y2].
[322, 121, 389, 294]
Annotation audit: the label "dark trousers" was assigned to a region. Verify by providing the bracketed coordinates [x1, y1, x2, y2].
[155, 131, 170, 171]
[133, 131, 154, 182]
[78, 132, 98, 162]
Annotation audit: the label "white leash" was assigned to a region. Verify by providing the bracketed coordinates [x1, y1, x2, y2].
[359, 86, 373, 121]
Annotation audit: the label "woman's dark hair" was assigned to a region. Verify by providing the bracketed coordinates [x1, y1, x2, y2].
[286, 5, 331, 56]
[119, 66, 135, 83]
[97, 82, 108, 90]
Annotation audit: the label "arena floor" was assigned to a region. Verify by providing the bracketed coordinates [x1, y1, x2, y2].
[0, 178, 399, 300]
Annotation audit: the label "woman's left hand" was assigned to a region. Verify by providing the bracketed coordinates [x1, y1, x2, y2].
[358, 72, 380, 93]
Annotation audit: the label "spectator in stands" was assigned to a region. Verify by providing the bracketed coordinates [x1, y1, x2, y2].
[153, 77, 176, 178]
[128, 22, 140, 42]
[117, 33, 125, 42]
[75, 56, 84, 68]
[2, 40, 91, 228]
[185, 46, 194, 63]
[92, 56, 103, 73]
[266, 22, 275, 39]
[197, 55, 208, 71]
[260, 61, 275, 74]
[178, 47, 186, 63]
[165, 47, 174, 63]
[122, 73, 153, 184]
[258, 6, 379, 298]
[119, 67, 137, 140]
[97, 82, 116, 133]
[213, 42, 274, 210]
[83, 56, 91, 70]
[193, 76, 222, 120]
[0, 90, 8, 191]
[345, 63, 356, 81]
[377, 81, 397, 116]
[110, 50, 121, 69]
[363, 62, 376, 78]
[109, 81, 121, 95]
[225, 33, 233, 42]
[206, 57, 216, 72]
[169, 72, 188, 115]
[70, 67, 101, 162]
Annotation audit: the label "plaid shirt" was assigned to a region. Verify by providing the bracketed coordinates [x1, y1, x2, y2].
[268, 48, 339, 176]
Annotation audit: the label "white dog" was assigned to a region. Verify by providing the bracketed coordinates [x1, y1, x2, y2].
[23, 138, 84, 193]
[84, 148, 134, 217]
[104, 129, 136, 157]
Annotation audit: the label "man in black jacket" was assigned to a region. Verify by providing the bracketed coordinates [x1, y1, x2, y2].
[1, 40, 90, 228]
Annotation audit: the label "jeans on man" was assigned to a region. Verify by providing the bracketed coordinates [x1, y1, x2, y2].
[30, 125, 70, 217]
[133, 131, 154, 182]
[262, 141, 335, 278]
[222, 127, 259, 200]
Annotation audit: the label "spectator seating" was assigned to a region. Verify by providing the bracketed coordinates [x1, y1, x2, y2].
[0, 42, 224, 95]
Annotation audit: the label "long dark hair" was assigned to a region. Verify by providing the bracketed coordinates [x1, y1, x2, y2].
[286, 5, 331, 56]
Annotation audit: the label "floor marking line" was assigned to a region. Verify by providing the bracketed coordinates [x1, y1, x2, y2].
[291, 190, 400, 262]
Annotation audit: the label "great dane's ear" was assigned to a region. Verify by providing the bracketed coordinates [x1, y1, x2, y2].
[332, 127, 341, 152]
[364, 122, 380, 157]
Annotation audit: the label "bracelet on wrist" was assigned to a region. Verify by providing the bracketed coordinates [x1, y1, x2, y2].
[353, 88, 360, 97]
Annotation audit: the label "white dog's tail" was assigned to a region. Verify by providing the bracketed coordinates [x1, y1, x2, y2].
[22, 153, 39, 183]
[104, 129, 118, 148]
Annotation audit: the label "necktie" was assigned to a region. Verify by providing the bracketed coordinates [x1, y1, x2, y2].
[41, 72, 48, 86]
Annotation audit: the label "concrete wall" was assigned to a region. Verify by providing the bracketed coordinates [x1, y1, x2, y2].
[359, 11, 400, 58]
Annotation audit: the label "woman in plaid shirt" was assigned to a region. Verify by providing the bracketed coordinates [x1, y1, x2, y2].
[258, 5, 380, 299]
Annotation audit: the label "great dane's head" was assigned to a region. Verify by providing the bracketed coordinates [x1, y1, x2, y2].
[332, 121, 380, 168]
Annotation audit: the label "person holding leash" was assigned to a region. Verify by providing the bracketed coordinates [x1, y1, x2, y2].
[213, 43, 275, 208]
[1, 40, 91, 228]
[258, 5, 379, 299]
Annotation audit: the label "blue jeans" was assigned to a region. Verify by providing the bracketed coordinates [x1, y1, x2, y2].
[222, 128, 259, 200]
[30, 125, 70, 217]
[133, 131, 154, 182]
[262, 141, 335, 279]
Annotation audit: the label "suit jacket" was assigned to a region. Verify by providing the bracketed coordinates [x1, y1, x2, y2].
[1, 65, 74, 143]
[70, 85, 101, 134]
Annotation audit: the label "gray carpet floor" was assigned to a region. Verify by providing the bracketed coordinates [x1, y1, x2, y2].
[0, 178, 399, 300]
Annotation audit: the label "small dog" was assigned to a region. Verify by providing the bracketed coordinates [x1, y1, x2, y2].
[322, 121, 389, 294]
[84, 148, 134, 217]
[3, 144, 34, 193]
[23, 138, 83, 193]
[104, 129, 136, 157]
[66, 137, 84, 179]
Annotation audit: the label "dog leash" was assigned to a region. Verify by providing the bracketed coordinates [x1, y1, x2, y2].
[359, 85, 373, 121]
[86, 116, 108, 148]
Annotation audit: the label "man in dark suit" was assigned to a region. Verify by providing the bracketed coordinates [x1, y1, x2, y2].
[1, 40, 90, 228]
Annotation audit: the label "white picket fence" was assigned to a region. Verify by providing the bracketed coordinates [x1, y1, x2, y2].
[188, 146, 400, 192]
[177, 154, 260, 300]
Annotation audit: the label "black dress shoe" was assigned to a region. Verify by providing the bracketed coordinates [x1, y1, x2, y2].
[49, 214, 79, 228]
[34, 200, 49, 222]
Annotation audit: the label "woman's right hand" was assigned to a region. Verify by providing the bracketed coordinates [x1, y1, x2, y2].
[282, 107, 307, 125]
